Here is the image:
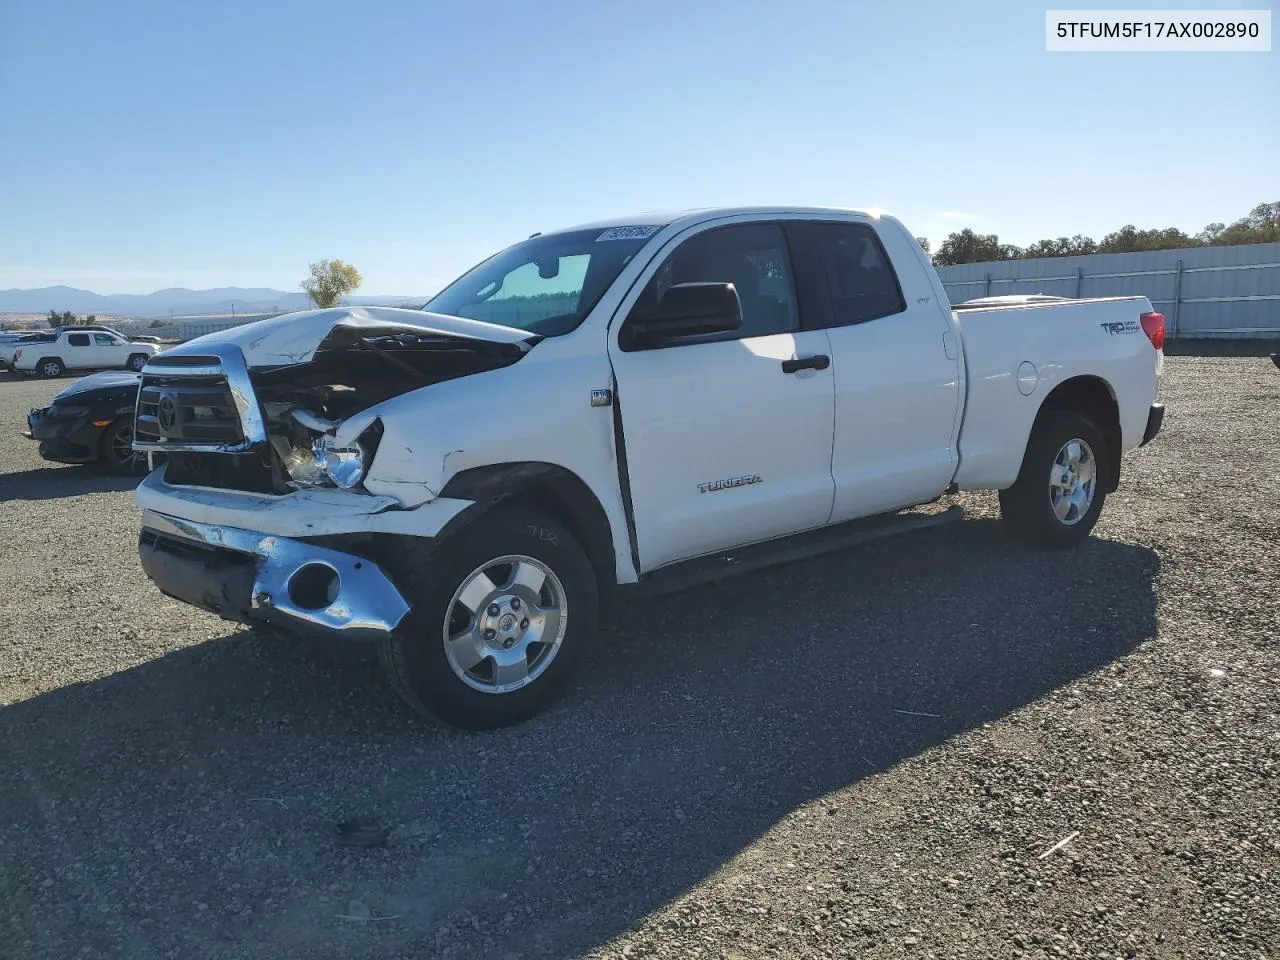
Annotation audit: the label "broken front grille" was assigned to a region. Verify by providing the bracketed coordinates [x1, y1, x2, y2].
[132, 345, 266, 454]
[136, 374, 244, 445]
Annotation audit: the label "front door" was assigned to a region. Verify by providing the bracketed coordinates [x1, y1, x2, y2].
[93, 333, 130, 367]
[608, 222, 836, 572]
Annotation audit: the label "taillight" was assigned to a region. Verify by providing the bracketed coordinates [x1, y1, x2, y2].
[1140, 312, 1165, 351]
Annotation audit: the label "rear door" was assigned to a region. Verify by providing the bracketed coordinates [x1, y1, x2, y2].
[64, 332, 93, 368]
[608, 221, 836, 571]
[787, 218, 962, 522]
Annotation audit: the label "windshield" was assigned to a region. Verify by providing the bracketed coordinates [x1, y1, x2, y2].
[424, 225, 665, 336]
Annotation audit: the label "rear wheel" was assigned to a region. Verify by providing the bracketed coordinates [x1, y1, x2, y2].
[38, 358, 64, 378]
[999, 409, 1109, 547]
[377, 507, 599, 729]
[100, 418, 144, 474]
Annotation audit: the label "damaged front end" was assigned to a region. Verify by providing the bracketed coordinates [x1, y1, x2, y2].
[134, 311, 538, 496]
[131, 308, 540, 640]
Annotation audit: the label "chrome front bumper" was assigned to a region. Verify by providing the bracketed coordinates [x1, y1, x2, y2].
[138, 509, 410, 641]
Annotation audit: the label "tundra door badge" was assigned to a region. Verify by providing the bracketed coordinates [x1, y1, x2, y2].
[698, 474, 762, 493]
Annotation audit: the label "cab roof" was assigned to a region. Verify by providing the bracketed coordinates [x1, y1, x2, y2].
[543, 206, 885, 236]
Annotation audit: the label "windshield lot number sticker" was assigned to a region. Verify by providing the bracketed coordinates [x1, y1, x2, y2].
[596, 225, 661, 242]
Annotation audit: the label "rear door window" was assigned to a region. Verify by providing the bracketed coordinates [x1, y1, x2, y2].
[790, 222, 906, 328]
[67, 333, 91, 347]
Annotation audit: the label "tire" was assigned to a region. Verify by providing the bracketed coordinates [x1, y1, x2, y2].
[38, 358, 64, 378]
[127, 353, 149, 372]
[99, 418, 144, 474]
[377, 507, 599, 729]
[999, 409, 1109, 547]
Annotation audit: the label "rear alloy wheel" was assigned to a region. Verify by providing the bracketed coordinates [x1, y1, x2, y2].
[39, 358, 64, 378]
[100, 418, 145, 474]
[127, 353, 149, 372]
[1048, 437, 1098, 526]
[999, 409, 1109, 546]
[378, 507, 598, 729]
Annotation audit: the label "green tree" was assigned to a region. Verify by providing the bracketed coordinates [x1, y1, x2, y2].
[1097, 225, 1199, 254]
[929, 201, 1277, 264]
[302, 259, 362, 308]
[915, 236, 931, 256]
[1217, 201, 1280, 245]
[1021, 235, 1098, 259]
[85, 314, 97, 324]
[1196, 222, 1226, 245]
[932, 229, 1022, 266]
[47, 310, 59, 327]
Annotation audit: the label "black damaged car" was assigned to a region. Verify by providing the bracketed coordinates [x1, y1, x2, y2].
[24, 371, 147, 473]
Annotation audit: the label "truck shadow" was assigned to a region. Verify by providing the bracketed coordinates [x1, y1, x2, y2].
[0, 465, 142, 500]
[0, 518, 1158, 960]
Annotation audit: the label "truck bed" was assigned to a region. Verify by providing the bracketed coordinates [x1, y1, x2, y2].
[950, 295, 1160, 491]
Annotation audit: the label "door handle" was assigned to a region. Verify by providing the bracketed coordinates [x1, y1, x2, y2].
[781, 354, 830, 374]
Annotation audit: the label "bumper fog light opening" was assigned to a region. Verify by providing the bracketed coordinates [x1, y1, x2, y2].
[287, 562, 341, 611]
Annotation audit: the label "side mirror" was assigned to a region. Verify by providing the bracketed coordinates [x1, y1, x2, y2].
[625, 282, 742, 347]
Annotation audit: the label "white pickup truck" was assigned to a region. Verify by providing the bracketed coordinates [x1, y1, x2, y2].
[12, 327, 161, 377]
[132, 207, 1165, 728]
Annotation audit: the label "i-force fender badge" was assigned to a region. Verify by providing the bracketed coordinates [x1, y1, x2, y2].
[698, 474, 762, 493]
[590, 388, 613, 407]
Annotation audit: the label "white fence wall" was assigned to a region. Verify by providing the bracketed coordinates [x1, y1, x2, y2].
[935, 242, 1280, 339]
[132, 315, 275, 342]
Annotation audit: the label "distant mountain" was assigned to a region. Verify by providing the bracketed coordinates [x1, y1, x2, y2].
[0, 286, 429, 317]
[0, 286, 118, 313]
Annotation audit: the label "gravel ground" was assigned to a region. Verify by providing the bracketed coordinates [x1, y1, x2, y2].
[1, 356, 1277, 960]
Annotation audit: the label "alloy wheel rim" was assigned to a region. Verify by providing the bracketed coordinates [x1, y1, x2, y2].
[442, 554, 567, 694]
[111, 422, 140, 467]
[1049, 437, 1097, 525]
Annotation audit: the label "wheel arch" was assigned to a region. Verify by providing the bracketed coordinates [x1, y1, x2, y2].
[1035, 375, 1122, 492]
[438, 461, 619, 608]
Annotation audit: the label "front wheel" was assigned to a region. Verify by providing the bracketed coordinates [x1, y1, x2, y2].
[100, 418, 145, 474]
[127, 353, 149, 372]
[377, 507, 599, 729]
[999, 409, 1109, 547]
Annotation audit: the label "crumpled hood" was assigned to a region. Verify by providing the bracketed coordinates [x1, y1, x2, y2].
[53, 370, 142, 402]
[171, 305, 539, 369]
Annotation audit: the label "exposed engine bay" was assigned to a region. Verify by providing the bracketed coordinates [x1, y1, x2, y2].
[159, 324, 538, 494]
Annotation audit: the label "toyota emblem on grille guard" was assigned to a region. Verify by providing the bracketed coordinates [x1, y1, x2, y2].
[157, 392, 179, 434]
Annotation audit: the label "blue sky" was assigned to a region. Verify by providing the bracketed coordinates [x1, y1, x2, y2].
[1, 0, 1276, 296]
